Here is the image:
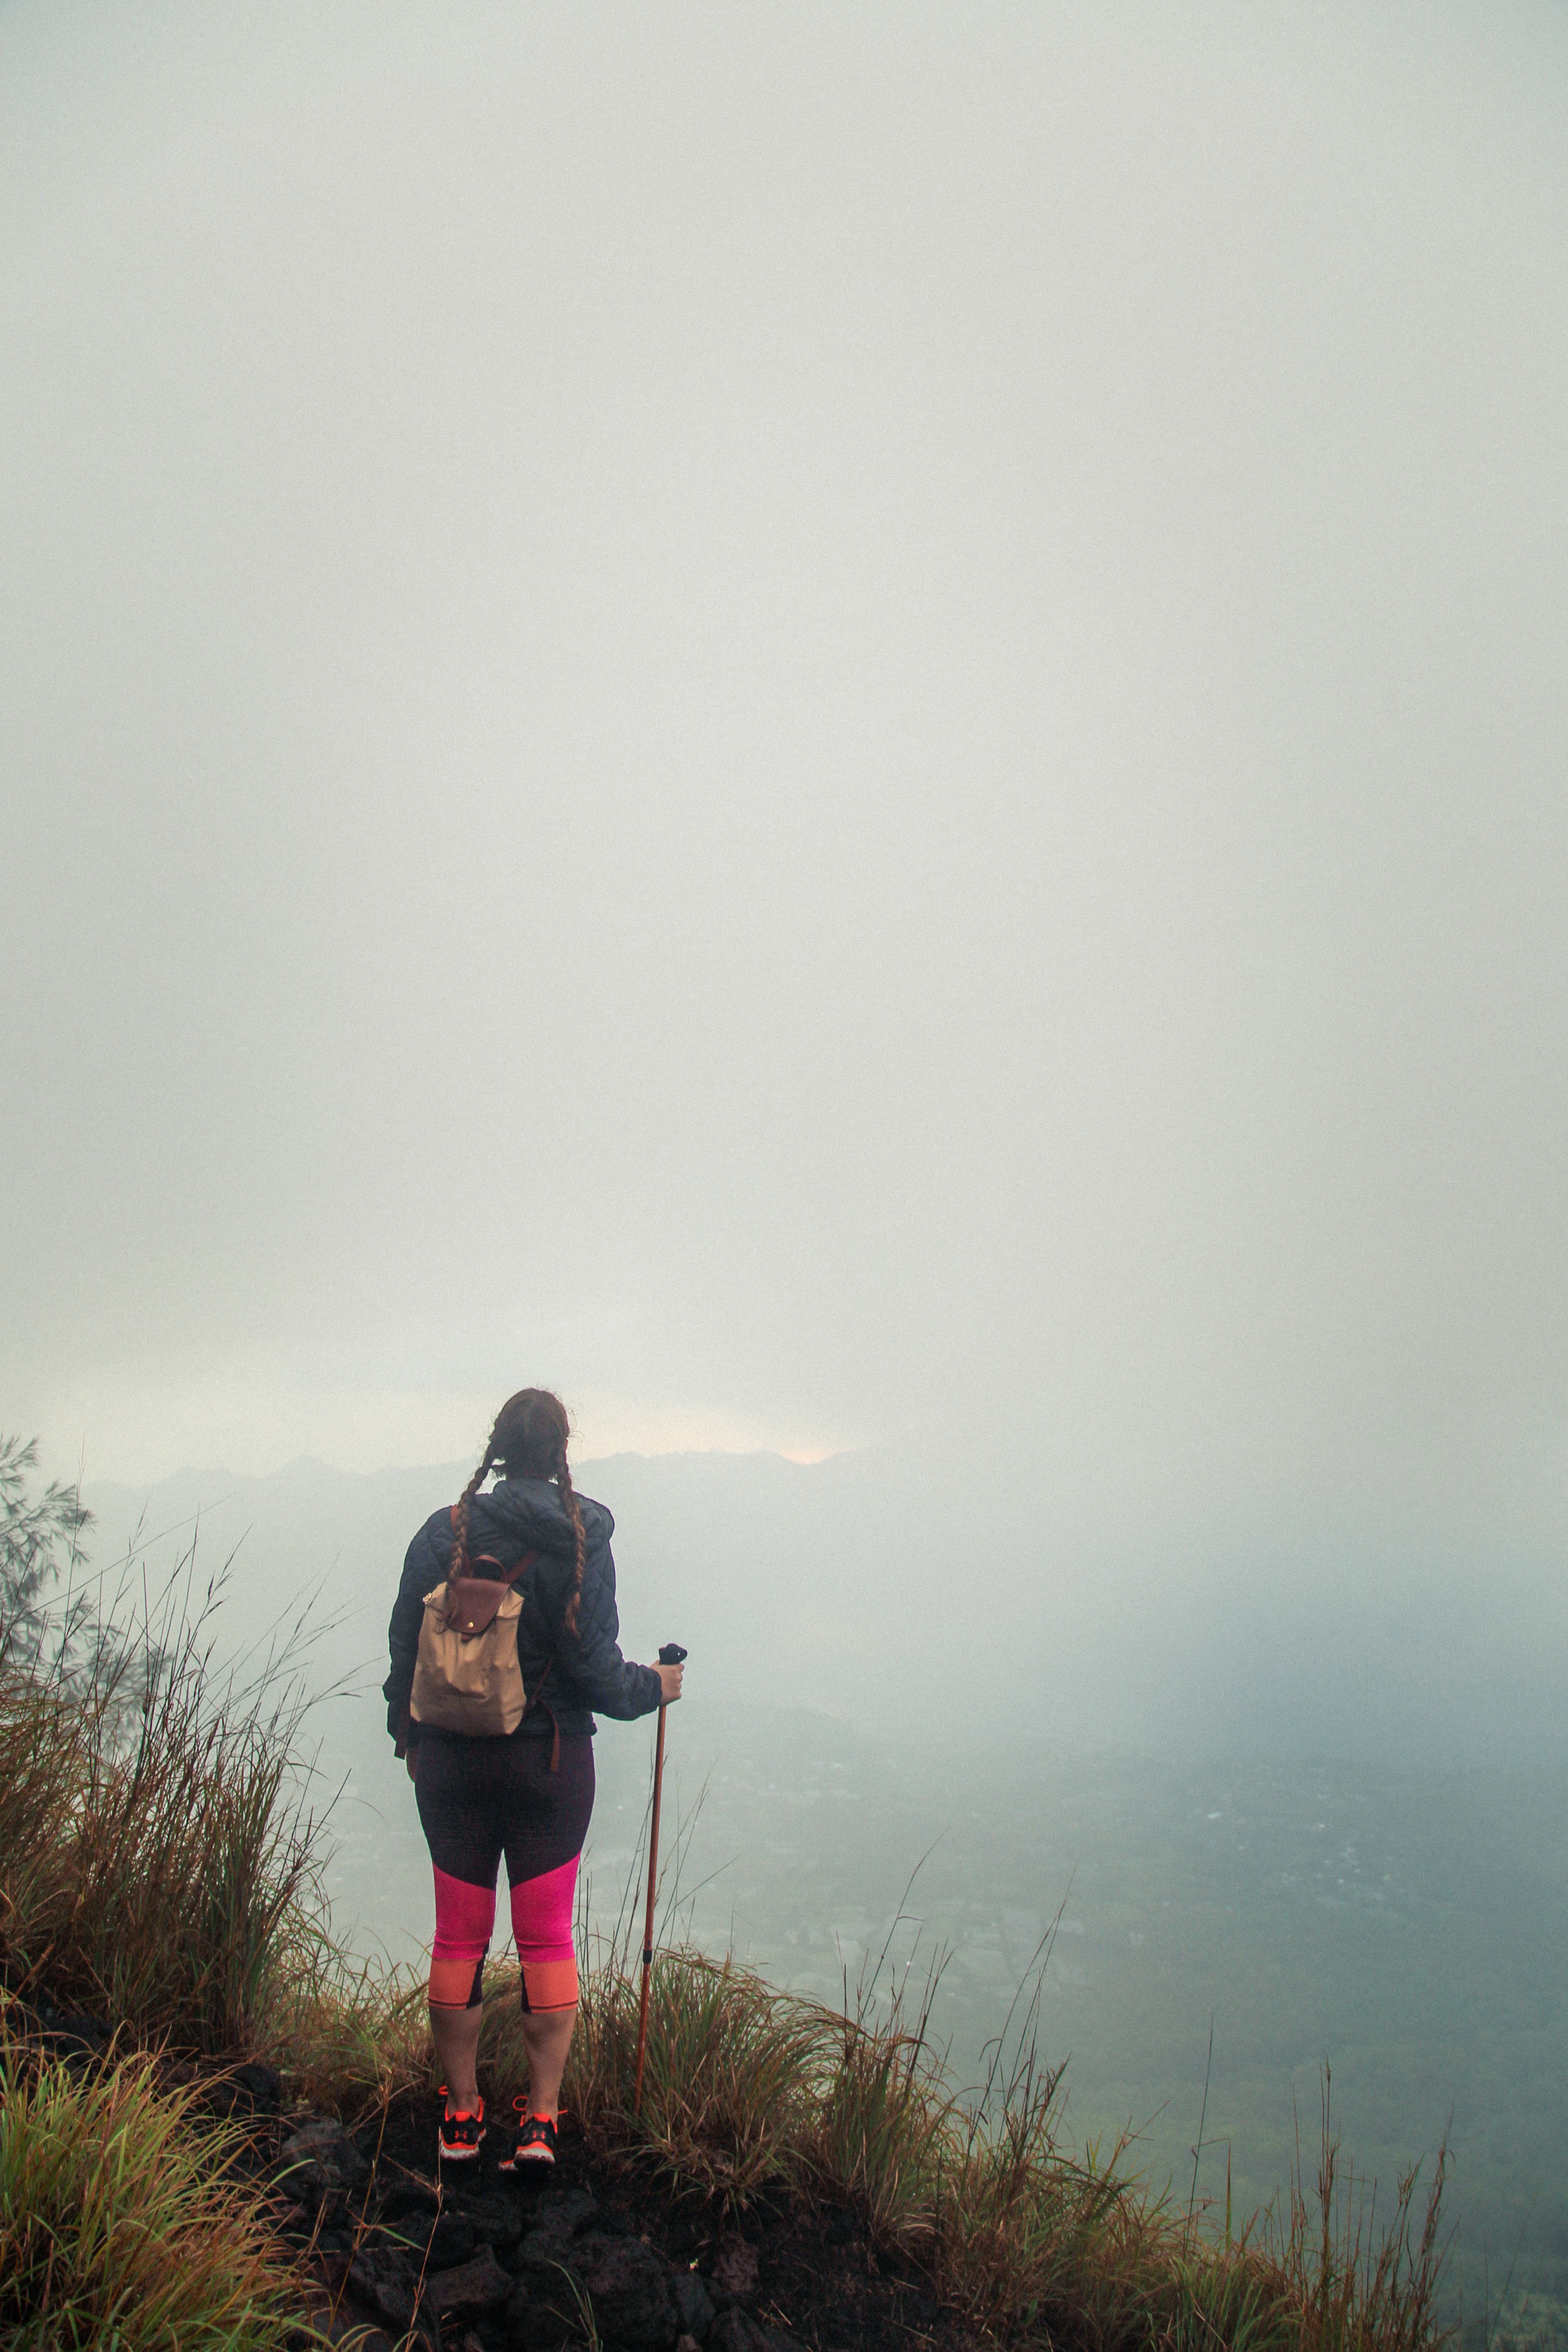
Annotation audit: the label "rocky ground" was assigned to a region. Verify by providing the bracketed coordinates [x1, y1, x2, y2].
[19, 2002, 983, 2352]
[275, 2096, 980, 2352]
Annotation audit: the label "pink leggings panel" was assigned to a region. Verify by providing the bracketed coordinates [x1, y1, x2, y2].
[429, 1857, 580, 2012]
[429, 1865, 494, 2008]
[511, 1857, 580, 2011]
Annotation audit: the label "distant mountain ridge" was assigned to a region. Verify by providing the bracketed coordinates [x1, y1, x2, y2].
[78, 1443, 1568, 1769]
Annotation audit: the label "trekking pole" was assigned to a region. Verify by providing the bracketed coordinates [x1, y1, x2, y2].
[633, 1642, 687, 2116]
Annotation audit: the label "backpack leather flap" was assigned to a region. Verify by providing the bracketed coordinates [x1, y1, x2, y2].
[441, 1549, 538, 1636]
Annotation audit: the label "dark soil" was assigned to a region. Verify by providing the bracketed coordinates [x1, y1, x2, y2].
[277, 2093, 985, 2352]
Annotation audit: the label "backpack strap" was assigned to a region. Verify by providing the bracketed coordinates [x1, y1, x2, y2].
[527, 1665, 560, 1772]
[438, 1547, 539, 1634]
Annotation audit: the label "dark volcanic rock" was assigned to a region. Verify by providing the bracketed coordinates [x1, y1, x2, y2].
[566, 2232, 680, 2351]
[420, 2208, 477, 2270]
[712, 2238, 760, 2302]
[194, 2059, 283, 2119]
[425, 2245, 514, 2316]
[593, 2204, 638, 2238]
[901, 2285, 942, 2329]
[455, 2186, 524, 2249]
[515, 2225, 575, 2275]
[708, 2311, 792, 2352]
[34, 2005, 113, 2055]
[348, 2087, 972, 2352]
[531, 2185, 599, 2237]
[379, 2181, 442, 2226]
[301, 2252, 425, 2352]
[671, 2269, 716, 2342]
[232, 2060, 283, 2112]
[507, 2292, 576, 2352]
[277, 2118, 370, 2213]
[346, 2243, 420, 2331]
[511, 2180, 600, 2276]
[505, 2257, 590, 2352]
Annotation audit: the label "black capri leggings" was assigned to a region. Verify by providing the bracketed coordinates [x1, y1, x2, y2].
[415, 1732, 595, 2012]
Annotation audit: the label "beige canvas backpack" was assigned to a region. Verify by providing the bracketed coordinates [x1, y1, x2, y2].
[409, 1539, 549, 1739]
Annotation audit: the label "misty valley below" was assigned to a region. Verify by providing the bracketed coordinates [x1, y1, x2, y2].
[80, 1449, 1568, 2343]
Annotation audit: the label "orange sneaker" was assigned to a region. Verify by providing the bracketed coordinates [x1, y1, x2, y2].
[499, 2101, 558, 2169]
[438, 2095, 485, 2162]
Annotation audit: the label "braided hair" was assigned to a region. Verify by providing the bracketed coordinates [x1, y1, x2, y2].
[452, 1388, 586, 1635]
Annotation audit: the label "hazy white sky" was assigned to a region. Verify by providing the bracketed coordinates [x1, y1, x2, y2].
[4, 3, 1565, 1555]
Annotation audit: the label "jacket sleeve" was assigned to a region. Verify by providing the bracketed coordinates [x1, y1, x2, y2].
[384, 1514, 447, 1745]
[558, 1537, 664, 1722]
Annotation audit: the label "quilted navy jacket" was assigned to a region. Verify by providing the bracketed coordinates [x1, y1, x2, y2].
[383, 1474, 664, 1746]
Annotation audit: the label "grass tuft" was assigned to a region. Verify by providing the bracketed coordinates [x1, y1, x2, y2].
[0, 2006, 304, 2351]
[0, 1548, 331, 2058]
[571, 1944, 834, 2202]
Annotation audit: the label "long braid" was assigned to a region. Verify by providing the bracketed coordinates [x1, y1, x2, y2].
[450, 1433, 499, 1582]
[555, 1454, 586, 1637]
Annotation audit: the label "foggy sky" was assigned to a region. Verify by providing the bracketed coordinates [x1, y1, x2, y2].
[4, 3, 1567, 1592]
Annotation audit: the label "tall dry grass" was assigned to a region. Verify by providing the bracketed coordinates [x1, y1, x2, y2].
[0, 1549, 332, 2057]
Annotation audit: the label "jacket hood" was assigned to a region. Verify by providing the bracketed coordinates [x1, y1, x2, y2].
[472, 1475, 613, 1555]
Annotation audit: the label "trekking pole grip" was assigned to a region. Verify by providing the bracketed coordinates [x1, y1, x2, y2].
[658, 1643, 687, 1668]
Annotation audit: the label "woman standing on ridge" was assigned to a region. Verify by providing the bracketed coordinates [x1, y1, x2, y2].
[384, 1388, 683, 2168]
